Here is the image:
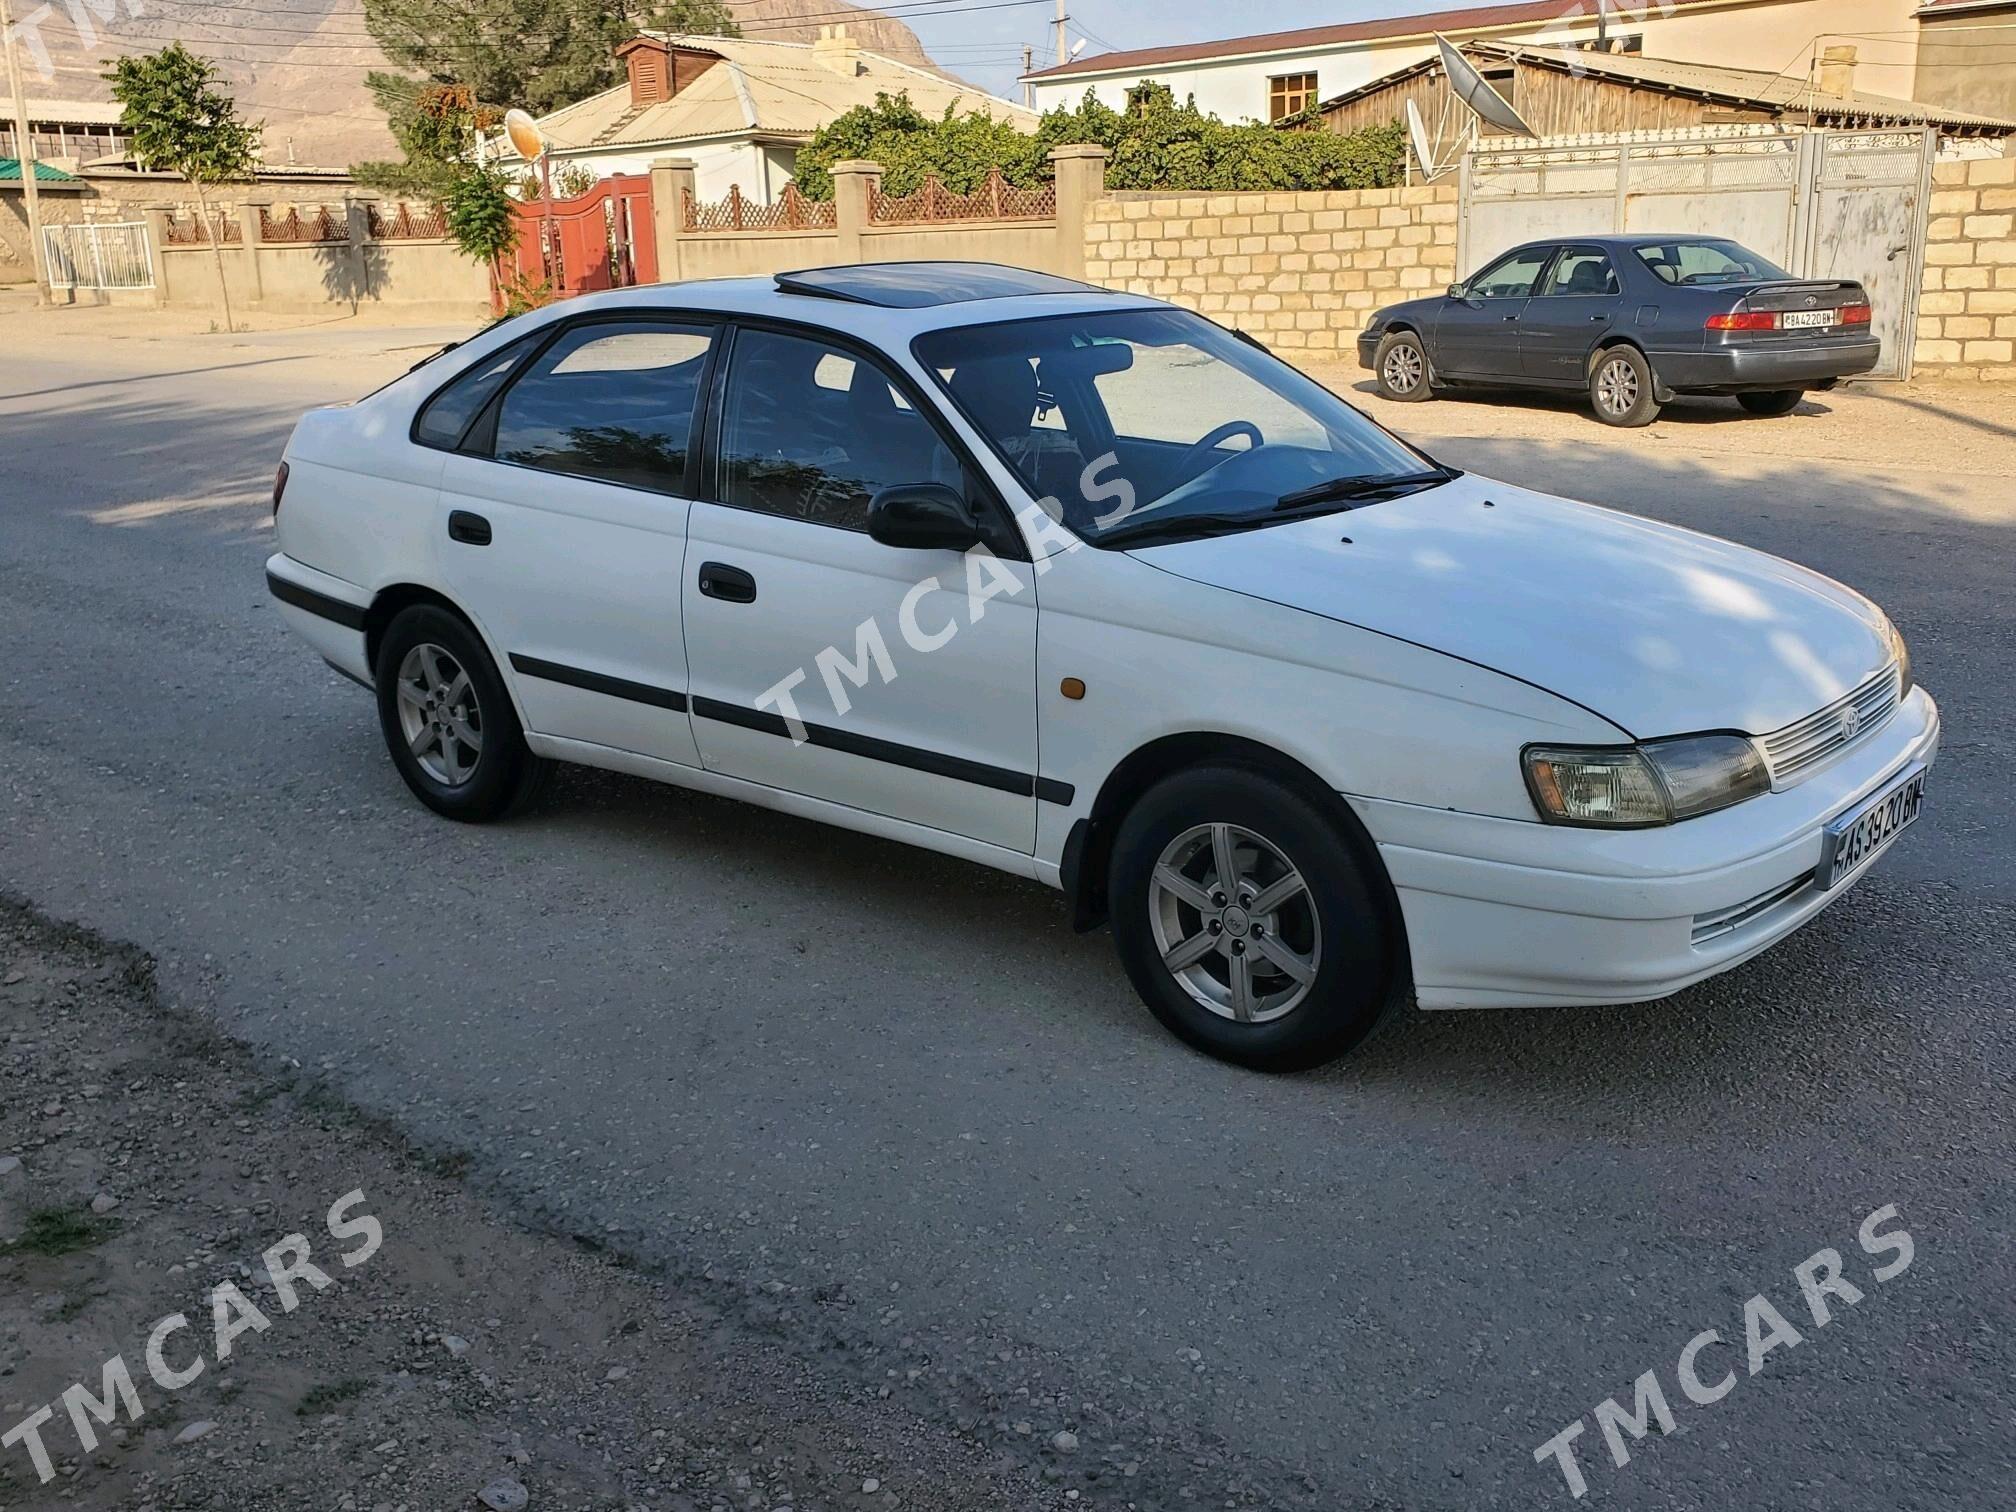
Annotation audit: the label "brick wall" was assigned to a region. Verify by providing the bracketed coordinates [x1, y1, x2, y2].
[1918, 155, 2016, 381]
[1082, 184, 1460, 354]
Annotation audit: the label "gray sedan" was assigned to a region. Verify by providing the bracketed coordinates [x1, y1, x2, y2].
[1358, 234, 1880, 427]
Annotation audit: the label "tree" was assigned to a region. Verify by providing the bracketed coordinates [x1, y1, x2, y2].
[355, 0, 741, 190]
[443, 160, 521, 310]
[105, 44, 261, 332]
[353, 78, 485, 199]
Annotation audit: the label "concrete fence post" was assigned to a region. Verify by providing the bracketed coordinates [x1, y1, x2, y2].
[238, 196, 270, 305]
[831, 159, 881, 265]
[1048, 143, 1108, 281]
[346, 194, 377, 305]
[650, 156, 696, 283]
[142, 201, 173, 307]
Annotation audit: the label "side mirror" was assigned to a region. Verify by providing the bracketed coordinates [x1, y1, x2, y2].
[867, 483, 983, 552]
[1446, 282, 1468, 299]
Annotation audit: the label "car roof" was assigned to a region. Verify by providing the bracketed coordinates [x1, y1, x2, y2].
[536, 264, 1162, 343]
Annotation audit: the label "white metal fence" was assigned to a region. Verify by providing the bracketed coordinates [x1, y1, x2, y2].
[41, 222, 154, 291]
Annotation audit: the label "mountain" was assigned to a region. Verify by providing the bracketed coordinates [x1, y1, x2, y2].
[25, 1, 951, 171]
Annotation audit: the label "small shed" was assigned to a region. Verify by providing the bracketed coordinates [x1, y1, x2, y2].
[1313, 40, 2016, 157]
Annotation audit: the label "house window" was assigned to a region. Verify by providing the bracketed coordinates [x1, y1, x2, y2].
[1268, 72, 1318, 122]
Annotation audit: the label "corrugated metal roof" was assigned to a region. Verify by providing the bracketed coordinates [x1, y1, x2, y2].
[1021, 0, 1730, 80]
[0, 158, 82, 183]
[519, 33, 1033, 156]
[19, 98, 125, 126]
[1469, 40, 2016, 131]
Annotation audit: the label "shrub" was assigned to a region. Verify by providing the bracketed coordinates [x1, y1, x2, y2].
[792, 82, 1404, 201]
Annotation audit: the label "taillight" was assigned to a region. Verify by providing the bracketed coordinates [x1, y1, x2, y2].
[272, 460, 290, 517]
[1706, 311, 1778, 331]
[1840, 303, 1872, 326]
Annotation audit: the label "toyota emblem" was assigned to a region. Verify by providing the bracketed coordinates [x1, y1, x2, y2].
[1839, 706, 1862, 740]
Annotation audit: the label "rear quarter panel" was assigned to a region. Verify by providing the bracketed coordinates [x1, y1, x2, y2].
[278, 395, 447, 598]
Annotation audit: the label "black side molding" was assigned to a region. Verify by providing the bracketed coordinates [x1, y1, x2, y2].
[691, 696, 1074, 805]
[267, 570, 368, 631]
[509, 654, 687, 711]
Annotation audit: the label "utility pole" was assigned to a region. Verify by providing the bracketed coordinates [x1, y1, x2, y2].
[0, 0, 50, 303]
[1054, 0, 1068, 67]
[1022, 45, 1033, 109]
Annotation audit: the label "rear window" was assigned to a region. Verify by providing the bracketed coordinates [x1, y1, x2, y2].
[413, 333, 540, 450]
[1632, 240, 1788, 286]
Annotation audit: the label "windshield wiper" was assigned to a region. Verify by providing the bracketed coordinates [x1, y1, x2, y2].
[1273, 467, 1457, 512]
[1097, 511, 1278, 549]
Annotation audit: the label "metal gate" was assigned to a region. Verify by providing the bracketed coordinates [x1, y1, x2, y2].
[41, 222, 154, 291]
[1458, 127, 1932, 378]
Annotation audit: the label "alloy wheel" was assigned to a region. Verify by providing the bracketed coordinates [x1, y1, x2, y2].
[395, 642, 483, 786]
[1147, 822, 1322, 1024]
[1383, 342, 1424, 395]
[1596, 356, 1640, 415]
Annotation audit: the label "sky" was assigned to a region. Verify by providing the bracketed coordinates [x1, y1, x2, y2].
[901, 0, 1465, 102]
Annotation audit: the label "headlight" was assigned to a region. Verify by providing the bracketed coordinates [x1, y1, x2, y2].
[1879, 613, 1912, 696]
[1523, 734, 1770, 827]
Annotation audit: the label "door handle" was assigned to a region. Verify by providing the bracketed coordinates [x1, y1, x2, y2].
[697, 561, 756, 604]
[447, 510, 491, 546]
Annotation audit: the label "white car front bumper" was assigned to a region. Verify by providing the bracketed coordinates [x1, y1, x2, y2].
[1352, 688, 1941, 1010]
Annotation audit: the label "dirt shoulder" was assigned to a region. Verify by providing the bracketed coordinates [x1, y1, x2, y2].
[0, 898, 1054, 1511]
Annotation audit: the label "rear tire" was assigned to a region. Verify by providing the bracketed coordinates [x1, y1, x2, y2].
[1589, 346, 1661, 427]
[374, 604, 550, 822]
[1373, 330, 1435, 403]
[1738, 389, 1804, 417]
[1108, 765, 1401, 1072]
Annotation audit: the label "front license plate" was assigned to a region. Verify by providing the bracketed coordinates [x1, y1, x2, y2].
[1817, 764, 1926, 889]
[1782, 309, 1840, 330]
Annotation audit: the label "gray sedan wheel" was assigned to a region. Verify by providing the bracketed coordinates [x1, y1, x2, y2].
[1589, 346, 1661, 427]
[1373, 331, 1435, 403]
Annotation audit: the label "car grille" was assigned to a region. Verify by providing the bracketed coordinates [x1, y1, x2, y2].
[1758, 664, 1901, 785]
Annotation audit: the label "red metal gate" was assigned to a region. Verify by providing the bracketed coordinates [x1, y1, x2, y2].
[509, 173, 657, 299]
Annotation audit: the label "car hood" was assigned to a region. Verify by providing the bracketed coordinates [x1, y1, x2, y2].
[1126, 472, 1890, 738]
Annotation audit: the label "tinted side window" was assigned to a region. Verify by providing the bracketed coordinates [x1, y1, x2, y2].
[1470, 247, 1553, 298]
[715, 329, 959, 531]
[490, 321, 714, 493]
[1541, 249, 1621, 296]
[414, 334, 539, 450]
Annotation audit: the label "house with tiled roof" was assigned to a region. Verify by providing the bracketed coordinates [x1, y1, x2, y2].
[498, 27, 1036, 205]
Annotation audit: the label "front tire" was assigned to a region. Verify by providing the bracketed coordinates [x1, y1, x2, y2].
[374, 604, 550, 822]
[1589, 346, 1661, 427]
[1108, 765, 1401, 1071]
[1738, 389, 1804, 417]
[1373, 330, 1435, 402]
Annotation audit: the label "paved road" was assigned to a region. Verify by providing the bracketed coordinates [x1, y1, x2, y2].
[3, 318, 2011, 1510]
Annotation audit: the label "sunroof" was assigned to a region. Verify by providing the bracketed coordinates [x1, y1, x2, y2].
[774, 262, 1108, 308]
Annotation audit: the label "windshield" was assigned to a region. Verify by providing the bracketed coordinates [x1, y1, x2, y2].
[1632, 239, 1789, 286]
[912, 308, 1444, 548]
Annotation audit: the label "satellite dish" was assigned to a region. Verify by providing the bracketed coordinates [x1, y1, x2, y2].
[503, 108, 546, 162]
[1405, 98, 1447, 180]
[1436, 35, 1539, 138]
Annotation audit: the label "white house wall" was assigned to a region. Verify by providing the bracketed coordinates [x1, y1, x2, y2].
[1031, 0, 1922, 124]
[539, 140, 798, 205]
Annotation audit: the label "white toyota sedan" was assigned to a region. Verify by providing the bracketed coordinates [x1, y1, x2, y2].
[266, 262, 1937, 1070]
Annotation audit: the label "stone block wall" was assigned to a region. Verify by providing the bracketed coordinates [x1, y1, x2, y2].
[1918, 155, 2016, 381]
[1082, 183, 1460, 355]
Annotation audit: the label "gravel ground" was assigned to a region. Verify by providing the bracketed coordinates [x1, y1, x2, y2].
[0, 898, 1061, 1511]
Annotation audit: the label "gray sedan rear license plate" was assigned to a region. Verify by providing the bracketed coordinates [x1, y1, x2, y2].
[1817, 764, 1926, 889]
[1783, 309, 1839, 329]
